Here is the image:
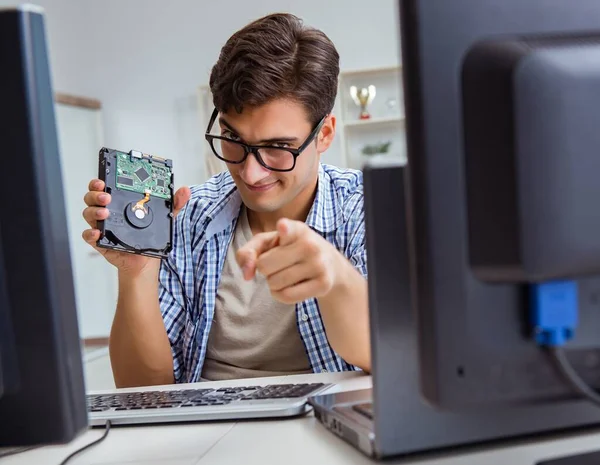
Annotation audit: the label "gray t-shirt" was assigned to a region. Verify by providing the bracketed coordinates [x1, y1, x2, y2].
[201, 206, 313, 381]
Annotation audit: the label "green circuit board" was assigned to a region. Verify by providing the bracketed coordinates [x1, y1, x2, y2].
[115, 151, 172, 200]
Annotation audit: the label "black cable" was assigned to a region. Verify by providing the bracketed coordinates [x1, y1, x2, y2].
[59, 421, 111, 465]
[105, 231, 166, 256]
[549, 346, 600, 407]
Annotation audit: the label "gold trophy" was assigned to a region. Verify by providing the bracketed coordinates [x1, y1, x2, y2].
[350, 85, 376, 120]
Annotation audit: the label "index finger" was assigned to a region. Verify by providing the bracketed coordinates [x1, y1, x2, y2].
[236, 231, 279, 279]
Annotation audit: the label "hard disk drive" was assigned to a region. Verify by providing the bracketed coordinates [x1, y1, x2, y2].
[96, 147, 174, 258]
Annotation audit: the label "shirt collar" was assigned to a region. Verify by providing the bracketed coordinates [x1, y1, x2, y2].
[305, 164, 342, 234]
[206, 164, 342, 237]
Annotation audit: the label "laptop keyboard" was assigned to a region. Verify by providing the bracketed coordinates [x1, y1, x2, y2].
[87, 383, 326, 412]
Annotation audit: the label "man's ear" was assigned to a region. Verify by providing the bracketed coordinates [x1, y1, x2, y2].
[316, 114, 336, 154]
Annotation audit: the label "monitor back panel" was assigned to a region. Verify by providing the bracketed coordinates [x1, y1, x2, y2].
[0, 7, 87, 446]
[401, 0, 600, 409]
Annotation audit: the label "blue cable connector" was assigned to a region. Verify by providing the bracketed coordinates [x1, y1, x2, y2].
[530, 280, 578, 347]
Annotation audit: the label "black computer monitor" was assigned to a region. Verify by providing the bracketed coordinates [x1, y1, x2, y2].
[0, 6, 87, 447]
[400, 0, 600, 410]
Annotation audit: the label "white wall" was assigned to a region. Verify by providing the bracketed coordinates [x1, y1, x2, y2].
[55, 103, 118, 338]
[3, 0, 401, 188]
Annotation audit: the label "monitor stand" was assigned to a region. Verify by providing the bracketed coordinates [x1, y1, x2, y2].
[538, 450, 600, 464]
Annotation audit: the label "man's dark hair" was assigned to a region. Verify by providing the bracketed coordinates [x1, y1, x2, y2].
[209, 13, 340, 126]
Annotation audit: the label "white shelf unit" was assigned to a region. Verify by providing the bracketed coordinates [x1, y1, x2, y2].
[336, 65, 406, 170]
[343, 115, 404, 127]
[196, 65, 406, 176]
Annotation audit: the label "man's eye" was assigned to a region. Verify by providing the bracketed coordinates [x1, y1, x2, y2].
[222, 131, 240, 141]
[273, 142, 290, 148]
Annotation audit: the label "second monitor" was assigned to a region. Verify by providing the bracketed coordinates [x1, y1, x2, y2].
[401, 0, 600, 410]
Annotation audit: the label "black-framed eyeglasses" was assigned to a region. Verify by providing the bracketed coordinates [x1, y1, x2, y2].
[204, 108, 327, 172]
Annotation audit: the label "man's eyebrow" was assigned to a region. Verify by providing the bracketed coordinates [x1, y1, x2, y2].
[258, 136, 299, 144]
[218, 117, 300, 144]
[218, 117, 240, 135]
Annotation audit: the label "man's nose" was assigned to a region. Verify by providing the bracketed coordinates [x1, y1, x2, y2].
[241, 151, 270, 184]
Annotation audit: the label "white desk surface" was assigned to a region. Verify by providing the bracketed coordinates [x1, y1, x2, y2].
[4, 372, 600, 465]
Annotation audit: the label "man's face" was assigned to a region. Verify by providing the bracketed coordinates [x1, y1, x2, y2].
[217, 99, 335, 214]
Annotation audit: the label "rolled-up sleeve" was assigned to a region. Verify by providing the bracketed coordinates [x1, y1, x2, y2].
[158, 261, 186, 383]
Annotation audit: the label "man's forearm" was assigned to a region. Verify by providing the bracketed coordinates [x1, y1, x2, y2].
[317, 257, 371, 372]
[109, 263, 174, 388]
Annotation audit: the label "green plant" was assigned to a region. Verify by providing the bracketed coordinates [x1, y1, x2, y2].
[361, 141, 391, 155]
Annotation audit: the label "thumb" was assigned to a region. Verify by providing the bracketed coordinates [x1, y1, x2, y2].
[277, 218, 302, 246]
[173, 186, 191, 217]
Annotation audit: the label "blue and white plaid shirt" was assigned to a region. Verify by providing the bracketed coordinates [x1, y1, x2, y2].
[158, 163, 367, 383]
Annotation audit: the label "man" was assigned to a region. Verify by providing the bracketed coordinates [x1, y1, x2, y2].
[82, 13, 370, 388]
